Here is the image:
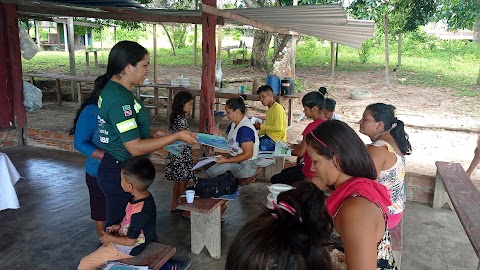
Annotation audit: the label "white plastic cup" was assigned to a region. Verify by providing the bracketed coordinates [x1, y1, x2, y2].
[186, 190, 195, 203]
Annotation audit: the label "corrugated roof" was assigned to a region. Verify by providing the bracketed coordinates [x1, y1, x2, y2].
[5, 0, 374, 48]
[224, 5, 374, 48]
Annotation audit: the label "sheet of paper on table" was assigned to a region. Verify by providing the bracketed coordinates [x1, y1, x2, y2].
[274, 140, 292, 157]
[250, 116, 263, 124]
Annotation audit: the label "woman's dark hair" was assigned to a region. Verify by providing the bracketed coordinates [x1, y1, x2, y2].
[70, 84, 103, 135]
[121, 156, 155, 192]
[71, 41, 148, 135]
[94, 41, 148, 98]
[306, 120, 377, 180]
[225, 94, 247, 114]
[302, 91, 325, 110]
[366, 103, 412, 155]
[318, 86, 328, 97]
[169, 91, 193, 130]
[225, 181, 333, 270]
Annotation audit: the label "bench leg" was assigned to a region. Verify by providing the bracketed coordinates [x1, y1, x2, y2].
[433, 169, 448, 209]
[190, 206, 221, 259]
[264, 157, 286, 181]
[94, 51, 98, 69]
[85, 51, 90, 75]
[55, 79, 62, 105]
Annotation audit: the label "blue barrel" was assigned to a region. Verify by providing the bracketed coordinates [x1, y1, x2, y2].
[266, 75, 280, 95]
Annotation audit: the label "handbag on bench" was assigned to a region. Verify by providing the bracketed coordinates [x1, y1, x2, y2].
[189, 171, 238, 198]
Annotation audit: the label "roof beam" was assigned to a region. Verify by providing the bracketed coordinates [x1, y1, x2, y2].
[200, 3, 294, 35]
[1, 0, 224, 25]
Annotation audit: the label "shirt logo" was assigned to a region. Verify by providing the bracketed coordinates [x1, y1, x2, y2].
[122, 105, 131, 111]
[124, 110, 132, 117]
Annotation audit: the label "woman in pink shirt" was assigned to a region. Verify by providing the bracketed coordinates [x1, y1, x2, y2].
[270, 90, 326, 186]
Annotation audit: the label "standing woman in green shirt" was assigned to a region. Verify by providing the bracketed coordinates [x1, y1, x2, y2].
[96, 41, 197, 226]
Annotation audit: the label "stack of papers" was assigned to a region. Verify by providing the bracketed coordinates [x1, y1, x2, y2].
[274, 141, 292, 157]
[163, 133, 231, 157]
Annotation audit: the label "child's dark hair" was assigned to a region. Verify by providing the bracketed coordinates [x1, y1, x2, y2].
[325, 98, 336, 112]
[366, 103, 412, 155]
[257, 85, 273, 95]
[70, 85, 102, 135]
[226, 181, 333, 270]
[121, 156, 156, 191]
[302, 91, 325, 110]
[318, 86, 328, 97]
[169, 91, 193, 130]
[225, 94, 247, 114]
[92, 41, 148, 103]
[306, 120, 377, 180]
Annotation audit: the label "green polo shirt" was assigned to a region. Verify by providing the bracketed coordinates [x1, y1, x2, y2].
[97, 80, 151, 161]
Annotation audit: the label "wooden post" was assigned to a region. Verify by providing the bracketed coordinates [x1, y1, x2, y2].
[290, 0, 298, 79]
[67, 17, 78, 102]
[384, 12, 390, 86]
[35, 20, 41, 47]
[63, 22, 68, 52]
[330, 41, 335, 77]
[153, 23, 159, 116]
[199, 0, 217, 134]
[397, 33, 402, 72]
[0, 3, 27, 131]
[194, 0, 198, 66]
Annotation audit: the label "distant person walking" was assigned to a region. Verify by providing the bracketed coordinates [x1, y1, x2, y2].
[95, 41, 197, 227]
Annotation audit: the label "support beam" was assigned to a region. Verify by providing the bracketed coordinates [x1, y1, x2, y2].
[200, 3, 293, 35]
[67, 17, 77, 102]
[199, 0, 217, 134]
[194, 0, 198, 66]
[63, 22, 68, 52]
[330, 41, 335, 77]
[290, 0, 298, 79]
[35, 20, 40, 47]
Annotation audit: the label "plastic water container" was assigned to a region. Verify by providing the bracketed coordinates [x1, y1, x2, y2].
[266, 75, 280, 95]
[281, 78, 295, 96]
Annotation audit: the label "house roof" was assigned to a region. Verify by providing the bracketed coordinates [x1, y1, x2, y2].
[3, 0, 374, 48]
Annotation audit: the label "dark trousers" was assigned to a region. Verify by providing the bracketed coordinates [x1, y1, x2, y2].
[97, 153, 131, 227]
[270, 165, 305, 185]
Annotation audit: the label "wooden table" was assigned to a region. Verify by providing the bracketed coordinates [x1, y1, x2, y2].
[85, 50, 99, 75]
[23, 73, 96, 104]
[167, 87, 301, 126]
[176, 198, 226, 259]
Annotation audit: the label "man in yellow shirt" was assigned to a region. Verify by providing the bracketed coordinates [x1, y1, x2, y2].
[254, 85, 287, 151]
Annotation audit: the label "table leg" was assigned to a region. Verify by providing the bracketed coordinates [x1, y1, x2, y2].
[167, 88, 173, 119]
[85, 51, 90, 75]
[77, 82, 83, 104]
[94, 51, 98, 69]
[154, 87, 159, 116]
[192, 96, 196, 119]
[190, 205, 221, 259]
[288, 98, 293, 126]
[55, 79, 62, 105]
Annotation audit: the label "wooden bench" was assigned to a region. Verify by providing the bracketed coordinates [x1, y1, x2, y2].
[118, 242, 176, 270]
[176, 198, 227, 259]
[433, 161, 480, 269]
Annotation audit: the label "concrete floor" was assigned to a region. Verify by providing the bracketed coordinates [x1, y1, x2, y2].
[0, 146, 477, 270]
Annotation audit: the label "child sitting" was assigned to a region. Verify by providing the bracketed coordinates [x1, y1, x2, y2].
[322, 98, 341, 120]
[78, 156, 157, 270]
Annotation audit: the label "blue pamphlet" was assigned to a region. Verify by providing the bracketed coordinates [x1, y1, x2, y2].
[163, 140, 187, 156]
[195, 133, 231, 151]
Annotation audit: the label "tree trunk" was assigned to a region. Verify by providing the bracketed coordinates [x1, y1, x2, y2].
[161, 24, 176, 56]
[250, 30, 273, 70]
[384, 12, 390, 86]
[397, 33, 402, 72]
[274, 35, 291, 62]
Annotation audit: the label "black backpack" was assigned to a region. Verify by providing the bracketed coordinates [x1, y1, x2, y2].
[190, 171, 238, 198]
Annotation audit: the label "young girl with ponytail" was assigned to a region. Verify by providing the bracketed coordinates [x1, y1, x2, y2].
[359, 103, 412, 229]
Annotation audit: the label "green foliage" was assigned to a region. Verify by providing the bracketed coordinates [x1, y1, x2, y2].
[390, 0, 437, 34]
[115, 24, 148, 42]
[434, 0, 480, 30]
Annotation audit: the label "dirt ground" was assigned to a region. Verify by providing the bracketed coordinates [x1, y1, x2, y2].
[26, 66, 480, 179]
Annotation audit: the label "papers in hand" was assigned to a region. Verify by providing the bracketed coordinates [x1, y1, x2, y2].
[196, 133, 231, 151]
[250, 116, 263, 124]
[163, 140, 187, 157]
[274, 140, 292, 157]
[192, 156, 220, 171]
